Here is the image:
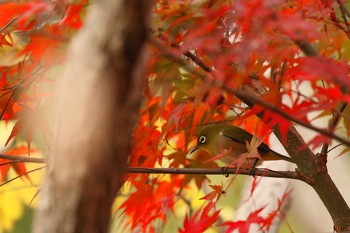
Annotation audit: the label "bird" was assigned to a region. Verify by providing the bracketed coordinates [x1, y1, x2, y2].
[190, 124, 294, 169]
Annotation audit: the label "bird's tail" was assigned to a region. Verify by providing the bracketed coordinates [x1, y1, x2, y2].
[264, 150, 294, 163]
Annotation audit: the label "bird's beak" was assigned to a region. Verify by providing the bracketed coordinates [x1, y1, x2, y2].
[190, 145, 199, 154]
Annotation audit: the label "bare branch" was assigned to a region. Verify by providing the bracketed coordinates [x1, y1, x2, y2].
[0, 16, 18, 33]
[0, 153, 45, 164]
[127, 167, 302, 181]
[0, 166, 46, 188]
[0, 153, 300, 181]
[337, 0, 350, 19]
[294, 40, 319, 56]
[0, 91, 14, 120]
[320, 102, 348, 157]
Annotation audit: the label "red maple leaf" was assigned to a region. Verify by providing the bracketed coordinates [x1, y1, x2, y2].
[179, 205, 220, 233]
[259, 190, 291, 231]
[221, 207, 266, 233]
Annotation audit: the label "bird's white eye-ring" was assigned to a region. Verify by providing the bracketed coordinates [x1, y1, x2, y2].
[199, 136, 206, 144]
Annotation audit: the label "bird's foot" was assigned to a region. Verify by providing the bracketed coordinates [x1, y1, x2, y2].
[248, 168, 256, 177]
[220, 167, 230, 177]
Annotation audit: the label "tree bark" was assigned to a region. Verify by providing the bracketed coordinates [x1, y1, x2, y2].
[33, 1, 150, 232]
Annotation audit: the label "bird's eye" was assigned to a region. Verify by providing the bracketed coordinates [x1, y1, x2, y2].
[199, 136, 206, 144]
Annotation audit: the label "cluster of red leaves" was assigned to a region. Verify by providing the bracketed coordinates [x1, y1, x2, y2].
[2, 0, 350, 231]
[122, 0, 350, 231]
[120, 176, 184, 232]
[179, 205, 220, 233]
[222, 190, 291, 232]
[0, 1, 86, 180]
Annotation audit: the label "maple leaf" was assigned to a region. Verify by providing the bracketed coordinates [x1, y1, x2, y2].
[190, 104, 210, 138]
[249, 177, 260, 198]
[307, 134, 332, 150]
[5, 119, 24, 147]
[62, 3, 86, 30]
[200, 185, 225, 216]
[258, 189, 292, 231]
[221, 207, 266, 233]
[200, 184, 224, 202]
[168, 103, 186, 130]
[288, 57, 350, 92]
[5, 106, 50, 155]
[120, 176, 183, 231]
[182, 151, 217, 190]
[179, 206, 220, 233]
[0, 33, 13, 47]
[257, 108, 292, 145]
[167, 150, 187, 167]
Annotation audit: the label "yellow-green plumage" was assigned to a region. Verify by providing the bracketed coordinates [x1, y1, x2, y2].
[190, 124, 294, 168]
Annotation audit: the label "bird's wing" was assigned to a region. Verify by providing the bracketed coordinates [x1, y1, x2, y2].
[222, 127, 294, 163]
[221, 127, 271, 153]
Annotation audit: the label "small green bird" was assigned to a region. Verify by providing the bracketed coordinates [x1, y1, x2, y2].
[190, 124, 294, 168]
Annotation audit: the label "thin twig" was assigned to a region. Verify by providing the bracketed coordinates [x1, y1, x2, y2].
[0, 153, 45, 163]
[228, 88, 350, 147]
[183, 50, 212, 72]
[29, 188, 41, 208]
[127, 167, 303, 181]
[0, 153, 300, 180]
[0, 17, 19, 33]
[337, 0, 350, 37]
[327, 143, 345, 154]
[0, 90, 14, 120]
[337, 0, 350, 19]
[0, 166, 46, 188]
[320, 102, 348, 157]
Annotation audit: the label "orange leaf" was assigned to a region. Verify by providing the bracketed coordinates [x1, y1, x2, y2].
[5, 119, 24, 146]
[200, 184, 224, 202]
[5, 145, 38, 155]
[11, 163, 30, 181]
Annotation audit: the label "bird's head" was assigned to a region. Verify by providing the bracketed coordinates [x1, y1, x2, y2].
[190, 124, 222, 155]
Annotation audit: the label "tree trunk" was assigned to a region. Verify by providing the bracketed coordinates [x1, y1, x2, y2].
[33, 1, 150, 232]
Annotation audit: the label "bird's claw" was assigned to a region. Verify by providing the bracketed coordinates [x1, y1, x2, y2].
[248, 168, 256, 177]
[220, 167, 230, 177]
